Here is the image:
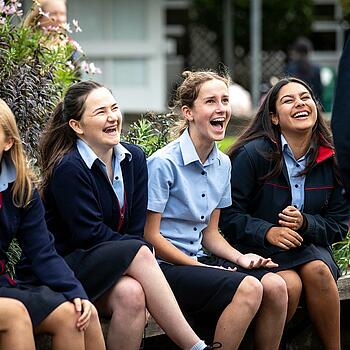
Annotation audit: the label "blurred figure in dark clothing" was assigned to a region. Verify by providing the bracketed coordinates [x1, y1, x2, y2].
[286, 37, 322, 102]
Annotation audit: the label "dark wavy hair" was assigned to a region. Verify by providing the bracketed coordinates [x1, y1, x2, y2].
[39, 80, 103, 192]
[227, 77, 337, 181]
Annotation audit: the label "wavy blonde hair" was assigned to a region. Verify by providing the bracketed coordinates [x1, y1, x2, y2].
[171, 70, 231, 137]
[0, 99, 34, 207]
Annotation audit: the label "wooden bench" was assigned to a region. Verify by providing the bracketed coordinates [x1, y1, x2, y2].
[35, 274, 350, 349]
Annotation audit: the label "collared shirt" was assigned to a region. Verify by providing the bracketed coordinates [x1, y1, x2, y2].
[77, 139, 131, 208]
[281, 134, 310, 211]
[0, 155, 16, 192]
[147, 128, 232, 259]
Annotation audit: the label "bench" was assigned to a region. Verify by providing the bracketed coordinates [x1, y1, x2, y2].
[35, 274, 350, 349]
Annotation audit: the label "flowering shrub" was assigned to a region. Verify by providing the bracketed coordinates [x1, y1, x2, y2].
[0, 0, 100, 276]
[0, 0, 100, 160]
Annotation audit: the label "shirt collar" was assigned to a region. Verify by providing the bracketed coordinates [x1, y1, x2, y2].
[77, 138, 132, 169]
[0, 155, 16, 192]
[280, 134, 312, 162]
[179, 128, 220, 166]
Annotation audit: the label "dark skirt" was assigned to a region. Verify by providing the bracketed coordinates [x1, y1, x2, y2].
[64, 239, 148, 302]
[160, 261, 253, 320]
[268, 243, 339, 280]
[0, 284, 66, 326]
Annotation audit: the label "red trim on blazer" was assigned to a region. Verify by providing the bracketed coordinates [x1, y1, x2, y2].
[265, 182, 289, 189]
[0, 260, 17, 286]
[116, 191, 126, 232]
[316, 146, 334, 164]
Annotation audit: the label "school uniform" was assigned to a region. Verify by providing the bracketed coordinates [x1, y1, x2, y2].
[147, 129, 266, 320]
[39, 139, 151, 301]
[0, 155, 87, 326]
[219, 136, 349, 279]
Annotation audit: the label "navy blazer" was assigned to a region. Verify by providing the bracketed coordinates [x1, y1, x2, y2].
[219, 137, 349, 257]
[0, 185, 87, 300]
[43, 142, 148, 256]
[331, 30, 350, 198]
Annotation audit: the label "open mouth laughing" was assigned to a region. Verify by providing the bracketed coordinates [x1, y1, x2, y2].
[292, 111, 309, 119]
[210, 117, 226, 130]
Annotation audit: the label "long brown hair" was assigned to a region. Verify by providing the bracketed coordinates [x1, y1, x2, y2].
[171, 70, 231, 137]
[39, 80, 103, 192]
[0, 99, 34, 207]
[227, 77, 335, 180]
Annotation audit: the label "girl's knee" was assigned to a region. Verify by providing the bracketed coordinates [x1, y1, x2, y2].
[301, 261, 336, 291]
[89, 304, 100, 324]
[235, 276, 263, 308]
[134, 245, 155, 265]
[261, 273, 288, 299]
[6, 300, 32, 330]
[49, 301, 79, 331]
[111, 277, 146, 313]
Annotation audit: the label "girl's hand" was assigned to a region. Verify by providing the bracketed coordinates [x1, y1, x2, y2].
[73, 298, 92, 331]
[278, 205, 304, 231]
[237, 253, 278, 269]
[266, 226, 303, 249]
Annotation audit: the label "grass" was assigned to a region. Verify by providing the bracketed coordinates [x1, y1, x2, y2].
[218, 136, 236, 153]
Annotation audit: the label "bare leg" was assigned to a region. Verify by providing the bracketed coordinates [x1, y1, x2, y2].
[299, 260, 340, 350]
[84, 304, 106, 350]
[277, 270, 302, 322]
[214, 276, 263, 350]
[121, 246, 203, 350]
[0, 298, 35, 350]
[94, 276, 147, 350]
[35, 301, 85, 350]
[254, 273, 288, 350]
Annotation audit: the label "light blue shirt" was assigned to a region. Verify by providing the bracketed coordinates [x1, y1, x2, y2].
[0, 155, 16, 191]
[77, 139, 131, 208]
[147, 128, 232, 260]
[281, 134, 310, 211]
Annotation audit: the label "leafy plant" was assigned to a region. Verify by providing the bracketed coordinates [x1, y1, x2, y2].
[333, 232, 350, 275]
[123, 113, 177, 157]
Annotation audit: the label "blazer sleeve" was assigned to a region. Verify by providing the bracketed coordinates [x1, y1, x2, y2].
[50, 161, 145, 247]
[331, 30, 350, 197]
[124, 146, 148, 237]
[302, 182, 349, 246]
[17, 190, 88, 300]
[219, 147, 274, 248]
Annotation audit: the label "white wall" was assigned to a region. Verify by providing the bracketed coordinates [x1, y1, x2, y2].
[69, 0, 166, 114]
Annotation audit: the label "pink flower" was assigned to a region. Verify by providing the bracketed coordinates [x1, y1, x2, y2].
[71, 40, 84, 54]
[66, 60, 75, 70]
[61, 22, 72, 33]
[38, 7, 49, 18]
[81, 60, 89, 73]
[4, 4, 16, 15]
[72, 19, 82, 33]
[89, 62, 102, 74]
[0, 17, 5, 24]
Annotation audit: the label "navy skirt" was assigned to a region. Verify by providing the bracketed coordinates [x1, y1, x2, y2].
[160, 255, 268, 320]
[64, 239, 150, 302]
[0, 283, 66, 326]
[268, 243, 339, 280]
